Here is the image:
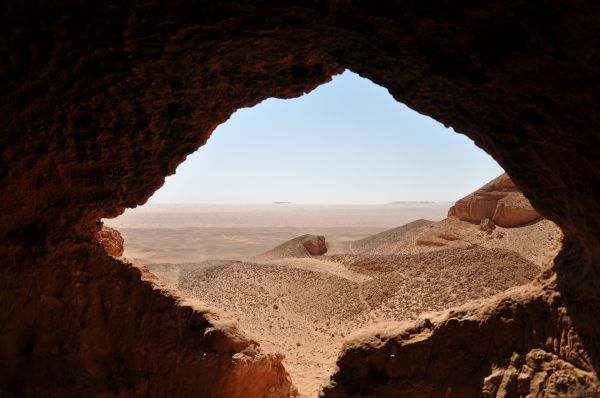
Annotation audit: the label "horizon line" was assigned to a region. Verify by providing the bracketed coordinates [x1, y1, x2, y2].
[142, 201, 456, 205]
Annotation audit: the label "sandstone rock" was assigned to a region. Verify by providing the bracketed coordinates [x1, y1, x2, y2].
[301, 235, 327, 255]
[322, 285, 599, 398]
[96, 225, 124, 257]
[447, 206, 456, 217]
[494, 194, 541, 227]
[451, 174, 540, 227]
[480, 218, 496, 234]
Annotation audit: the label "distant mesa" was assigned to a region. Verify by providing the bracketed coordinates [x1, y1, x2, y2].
[256, 234, 327, 260]
[96, 225, 125, 257]
[448, 173, 540, 227]
[273, 201, 292, 205]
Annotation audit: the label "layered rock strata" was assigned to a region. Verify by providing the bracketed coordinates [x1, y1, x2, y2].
[448, 174, 540, 227]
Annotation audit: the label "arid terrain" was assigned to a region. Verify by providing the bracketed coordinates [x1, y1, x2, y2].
[106, 203, 451, 263]
[105, 179, 563, 397]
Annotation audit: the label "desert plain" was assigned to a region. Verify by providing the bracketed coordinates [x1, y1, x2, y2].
[106, 203, 450, 264]
[104, 180, 562, 397]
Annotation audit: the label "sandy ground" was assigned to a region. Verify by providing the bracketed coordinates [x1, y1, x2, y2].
[106, 204, 562, 397]
[105, 204, 450, 263]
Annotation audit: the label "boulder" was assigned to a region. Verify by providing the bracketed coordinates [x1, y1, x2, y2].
[450, 174, 540, 227]
[301, 235, 328, 255]
[96, 225, 125, 257]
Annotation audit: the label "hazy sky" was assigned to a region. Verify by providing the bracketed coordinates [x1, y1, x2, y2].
[148, 71, 503, 204]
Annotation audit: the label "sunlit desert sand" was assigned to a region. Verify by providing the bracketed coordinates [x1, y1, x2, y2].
[105, 202, 561, 397]
[106, 203, 451, 263]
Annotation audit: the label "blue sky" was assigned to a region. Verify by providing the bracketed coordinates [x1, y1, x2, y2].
[148, 71, 503, 204]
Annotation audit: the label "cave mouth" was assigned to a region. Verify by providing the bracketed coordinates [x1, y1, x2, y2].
[102, 71, 562, 396]
[4, 3, 600, 397]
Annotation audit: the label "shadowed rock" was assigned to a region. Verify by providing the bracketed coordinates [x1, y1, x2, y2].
[96, 225, 124, 257]
[322, 281, 599, 398]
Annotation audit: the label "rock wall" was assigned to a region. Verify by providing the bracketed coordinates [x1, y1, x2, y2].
[2, 1, 600, 397]
[0, 239, 296, 397]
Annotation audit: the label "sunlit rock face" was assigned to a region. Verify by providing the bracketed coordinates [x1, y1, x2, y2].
[449, 173, 540, 227]
[302, 235, 328, 256]
[1, 1, 600, 397]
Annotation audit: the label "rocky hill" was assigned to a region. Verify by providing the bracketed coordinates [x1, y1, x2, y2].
[256, 234, 328, 260]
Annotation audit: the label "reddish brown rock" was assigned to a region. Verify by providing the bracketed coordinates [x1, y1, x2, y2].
[322, 281, 598, 398]
[494, 193, 541, 227]
[0, 241, 298, 398]
[447, 206, 456, 217]
[450, 174, 541, 227]
[301, 235, 328, 256]
[96, 225, 124, 257]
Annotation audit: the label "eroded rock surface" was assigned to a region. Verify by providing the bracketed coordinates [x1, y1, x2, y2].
[0, 242, 297, 397]
[96, 225, 124, 257]
[449, 173, 540, 227]
[322, 277, 599, 398]
[302, 235, 328, 256]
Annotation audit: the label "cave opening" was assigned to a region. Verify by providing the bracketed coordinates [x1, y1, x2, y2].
[101, 71, 562, 397]
[4, 3, 600, 397]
